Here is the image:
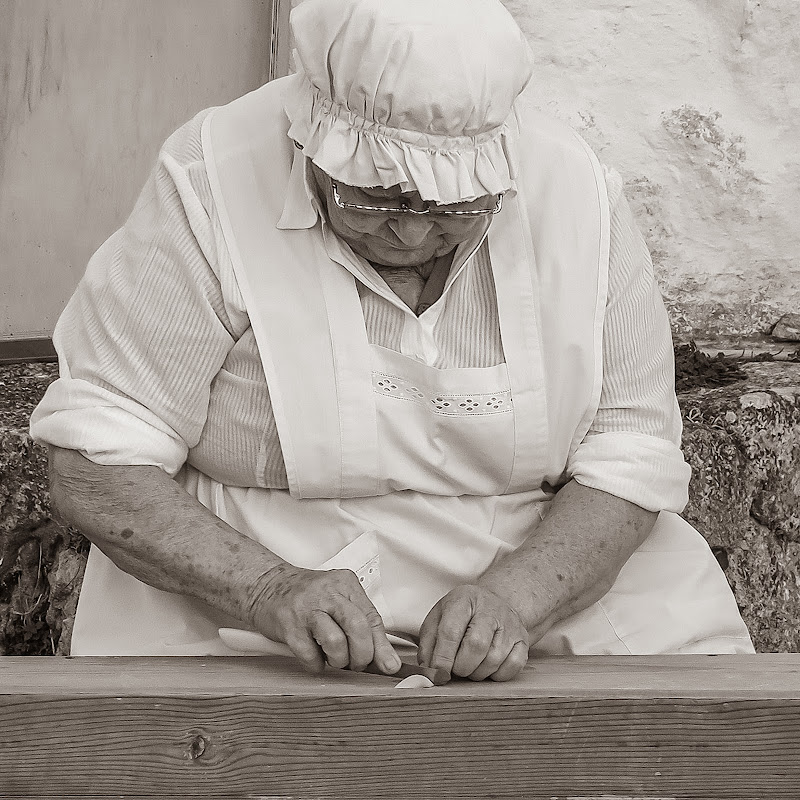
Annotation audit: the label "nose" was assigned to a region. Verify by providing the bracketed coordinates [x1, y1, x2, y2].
[387, 215, 436, 247]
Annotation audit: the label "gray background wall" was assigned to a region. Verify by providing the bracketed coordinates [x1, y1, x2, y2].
[0, 0, 277, 340]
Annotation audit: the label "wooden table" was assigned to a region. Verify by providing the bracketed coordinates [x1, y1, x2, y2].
[1, 654, 799, 799]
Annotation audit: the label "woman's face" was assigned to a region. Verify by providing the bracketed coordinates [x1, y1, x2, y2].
[310, 162, 494, 268]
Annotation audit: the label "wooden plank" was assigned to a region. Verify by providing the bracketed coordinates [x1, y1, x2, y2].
[0, 337, 57, 365]
[3, 654, 800, 698]
[1, 655, 799, 799]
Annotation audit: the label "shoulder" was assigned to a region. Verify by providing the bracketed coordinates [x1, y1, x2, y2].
[599, 164, 626, 216]
[511, 92, 628, 210]
[157, 76, 294, 174]
[143, 106, 255, 335]
[150, 107, 214, 183]
[512, 91, 597, 163]
[205, 75, 296, 143]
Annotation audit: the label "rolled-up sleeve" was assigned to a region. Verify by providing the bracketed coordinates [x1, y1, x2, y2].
[30, 112, 239, 477]
[567, 168, 691, 512]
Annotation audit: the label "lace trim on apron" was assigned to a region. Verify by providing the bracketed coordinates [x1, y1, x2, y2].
[373, 372, 512, 415]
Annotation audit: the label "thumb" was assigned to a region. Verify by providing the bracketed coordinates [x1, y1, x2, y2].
[416, 603, 443, 668]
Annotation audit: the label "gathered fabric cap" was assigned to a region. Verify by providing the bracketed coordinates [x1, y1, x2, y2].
[286, 0, 534, 204]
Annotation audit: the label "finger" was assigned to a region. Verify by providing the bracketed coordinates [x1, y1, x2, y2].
[361, 605, 402, 674]
[489, 639, 530, 682]
[417, 603, 443, 668]
[452, 618, 501, 678]
[465, 625, 515, 681]
[309, 610, 350, 669]
[427, 597, 473, 674]
[284, 628, 326, 674]
[340, 576, 401, 674]
[325, 599, 375, 671]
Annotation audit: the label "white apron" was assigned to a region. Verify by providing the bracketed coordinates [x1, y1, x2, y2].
[71, 77, 754, 657]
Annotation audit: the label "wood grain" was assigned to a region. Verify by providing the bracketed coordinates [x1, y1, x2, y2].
[1, 655, 799, 799]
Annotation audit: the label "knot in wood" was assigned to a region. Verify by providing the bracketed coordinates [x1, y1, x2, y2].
[187, 733, 208, 760]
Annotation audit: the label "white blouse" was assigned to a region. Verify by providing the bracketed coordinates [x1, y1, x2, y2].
[31, 107, 690, 512]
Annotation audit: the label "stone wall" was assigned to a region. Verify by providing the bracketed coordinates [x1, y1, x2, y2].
[679, 361, 800, 651]
[0, 364, 87, 654]
[2, 359, 799, 655]
[504, 0, 800, 338]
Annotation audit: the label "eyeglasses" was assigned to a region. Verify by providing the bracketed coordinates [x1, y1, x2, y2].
[330, 180, 504, 217]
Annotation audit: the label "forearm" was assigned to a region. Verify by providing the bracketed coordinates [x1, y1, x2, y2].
[47, 445, 284, 626]
[478, 479, 656, 641]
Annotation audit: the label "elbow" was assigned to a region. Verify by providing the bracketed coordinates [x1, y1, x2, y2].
[46, 445, 103, 531]
[634, 507, 659, 549]
[47, 445, 79, 527]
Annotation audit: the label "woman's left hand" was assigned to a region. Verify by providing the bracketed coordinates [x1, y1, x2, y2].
[417, 585, 530, 682]
[415, 482, 657, 683]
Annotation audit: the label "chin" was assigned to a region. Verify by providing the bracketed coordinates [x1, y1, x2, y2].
[363, 245, 437, 267]
[370, 240, 460, 267]
[380, 252, 435, 267]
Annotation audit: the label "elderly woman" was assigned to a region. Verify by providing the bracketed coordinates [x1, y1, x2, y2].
[31, 0, 753, 680]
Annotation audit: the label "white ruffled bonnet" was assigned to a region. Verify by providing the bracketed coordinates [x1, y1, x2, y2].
[286, 0, 534, 204]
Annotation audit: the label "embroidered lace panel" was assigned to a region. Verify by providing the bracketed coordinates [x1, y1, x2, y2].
[373, 372, 512, 416]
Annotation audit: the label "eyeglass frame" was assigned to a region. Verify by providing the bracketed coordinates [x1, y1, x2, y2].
[330, 179, 504, 217]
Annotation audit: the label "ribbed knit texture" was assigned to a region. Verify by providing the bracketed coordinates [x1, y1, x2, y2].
[31, 108, 689, 510]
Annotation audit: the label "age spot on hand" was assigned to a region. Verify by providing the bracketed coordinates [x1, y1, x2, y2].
[119, 528, 134, 539]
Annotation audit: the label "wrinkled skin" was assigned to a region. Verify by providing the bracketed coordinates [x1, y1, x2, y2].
[309, 161, 493, 269]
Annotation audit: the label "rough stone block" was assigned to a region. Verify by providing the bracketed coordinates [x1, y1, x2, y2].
[772, 313, 800, 342]
[0, 364, 88, 655]
[680, 362, 800, 652]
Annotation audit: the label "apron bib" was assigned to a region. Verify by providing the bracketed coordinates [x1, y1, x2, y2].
[70, 78, 753, 656]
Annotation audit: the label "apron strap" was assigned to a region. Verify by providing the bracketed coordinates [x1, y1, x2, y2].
[488, 107, 610, 492]
[202, 87, 379, 498]
[487, 191, 549, 493]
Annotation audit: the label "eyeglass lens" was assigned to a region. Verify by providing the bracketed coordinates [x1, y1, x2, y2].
[332, 181, 502, 216]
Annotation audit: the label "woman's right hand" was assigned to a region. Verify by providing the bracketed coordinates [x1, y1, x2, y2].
[245, 563, 402, 675]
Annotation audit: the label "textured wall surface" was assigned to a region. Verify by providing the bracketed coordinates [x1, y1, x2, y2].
[0, 0, 273, 339]
[680, 362, 800, 652]
[505, 0, 800, 337]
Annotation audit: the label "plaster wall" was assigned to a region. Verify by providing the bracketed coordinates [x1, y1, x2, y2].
[0, 0, 273, 339]
[505, 0, 800, 337]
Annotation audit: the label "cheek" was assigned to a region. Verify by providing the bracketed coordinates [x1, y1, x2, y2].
[330, 207, 386, 238]
[440, 219, 488, 244]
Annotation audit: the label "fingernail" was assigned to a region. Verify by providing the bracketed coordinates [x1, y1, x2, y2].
[384, 652, 402, 672]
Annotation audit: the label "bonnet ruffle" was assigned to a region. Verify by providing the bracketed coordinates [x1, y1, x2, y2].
[285, 0, 534, 205]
